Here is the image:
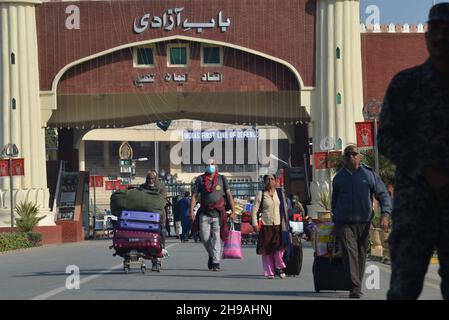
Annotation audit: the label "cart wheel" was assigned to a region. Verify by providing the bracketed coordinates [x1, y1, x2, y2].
[124, 267, 130, 274]
[140, 266, 146, 274]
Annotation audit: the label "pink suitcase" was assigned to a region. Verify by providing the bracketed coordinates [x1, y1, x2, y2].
[112, 229, 163, 258]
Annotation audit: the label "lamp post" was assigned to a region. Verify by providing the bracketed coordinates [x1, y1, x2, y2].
[2, 144, 19, 233]
[90, 167, 97, 239]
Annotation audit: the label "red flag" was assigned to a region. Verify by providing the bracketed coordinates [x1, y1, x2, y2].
[276, 169, 285, 187]
[355, 121, 378, 148]
[313, 152, 328, 170]
[105, 181, 114, 191]
[113, 180, 122, 190]
[0, 160, 9, 177]
[12, 159, 24, 176]
[95, 176, 103, 187]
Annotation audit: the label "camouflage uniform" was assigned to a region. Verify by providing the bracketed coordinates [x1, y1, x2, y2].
[378, 59, 449, 300]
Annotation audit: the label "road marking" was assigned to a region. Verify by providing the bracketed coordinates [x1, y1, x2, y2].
[30, 242, 179, 300]
[371, 262, 441, 290]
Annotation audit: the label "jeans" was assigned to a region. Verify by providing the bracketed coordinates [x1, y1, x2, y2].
[199, 214, 221, 264]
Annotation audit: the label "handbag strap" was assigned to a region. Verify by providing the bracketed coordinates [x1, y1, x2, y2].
[276, 188, 289, 231]
[257, 190, 264, 215]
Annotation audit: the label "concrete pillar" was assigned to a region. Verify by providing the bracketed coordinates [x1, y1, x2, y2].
[313, 0, 364, 185]
[79, 140, 85, 172]
[307, 0, 364, 216]
[0, 0, 53, 226]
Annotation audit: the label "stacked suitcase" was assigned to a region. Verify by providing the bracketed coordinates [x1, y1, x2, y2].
[112, 210, 163, 260]
[313, 256, 351, 292]
[311, 221, 351, 292]
[284, 234, 303, 276]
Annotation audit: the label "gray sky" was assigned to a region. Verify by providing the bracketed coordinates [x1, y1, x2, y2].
[360, 0, 446, 24]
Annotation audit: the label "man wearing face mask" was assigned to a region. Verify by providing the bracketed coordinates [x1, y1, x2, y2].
[378, 3, 449, 300]
[190, 159, 236, 271]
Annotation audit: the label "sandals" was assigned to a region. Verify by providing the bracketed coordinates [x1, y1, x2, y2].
[276, 269, 286, 279]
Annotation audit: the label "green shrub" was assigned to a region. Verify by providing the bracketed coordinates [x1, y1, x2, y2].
[0, 232, 43, 252]
[15, 201, 46, 233]
[0, 233, 33, 252]
[25, 232, 43, 246]
[318, 191, 331, 211]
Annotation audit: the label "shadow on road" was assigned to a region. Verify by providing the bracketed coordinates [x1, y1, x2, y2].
[14, 270, 285, 279]
[93, 288, 348, 299]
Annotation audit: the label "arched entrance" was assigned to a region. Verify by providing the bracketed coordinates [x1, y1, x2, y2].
[47, 36, 311, 128]
[48, 36, 311, 187]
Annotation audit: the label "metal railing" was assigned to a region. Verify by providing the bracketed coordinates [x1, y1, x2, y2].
[165, 181, 263, 198]
[181, 164, 258, 173]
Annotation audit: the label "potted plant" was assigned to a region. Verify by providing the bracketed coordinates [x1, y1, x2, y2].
[317, 191, 332, 222]
[14, 201, 45, 247]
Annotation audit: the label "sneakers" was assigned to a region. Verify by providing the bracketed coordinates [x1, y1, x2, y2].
[208, 257, 213, 270]
[266, 275, 275, 279]
[349, 291, 361, 299]
[212, 263, 221, 271]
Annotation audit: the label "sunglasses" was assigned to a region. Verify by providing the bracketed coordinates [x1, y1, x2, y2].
[344, 152, 359, 157]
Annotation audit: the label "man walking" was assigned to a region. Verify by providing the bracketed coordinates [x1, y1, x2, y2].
[378, 3, 449, 300]
[140, 170, 168, 271]
[331, 145, 392, 298]
[172, 196, 182, 240]
[179, 191, 192, 242]
[190, 159, 236, 271]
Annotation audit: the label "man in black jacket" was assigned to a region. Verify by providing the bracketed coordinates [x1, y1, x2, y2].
[378, 3, 449, 300]
[332, 145, 392, 298]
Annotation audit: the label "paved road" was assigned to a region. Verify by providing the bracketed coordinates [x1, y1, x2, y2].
[0, 238, 443, 300]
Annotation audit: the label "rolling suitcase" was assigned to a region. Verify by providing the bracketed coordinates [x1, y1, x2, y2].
[120, 211, 161, 223]
[118, 220, 161, 232]
[312, 256, 351, 292]
[112, 229, 163, 257]
[283, 234, 303, 276]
